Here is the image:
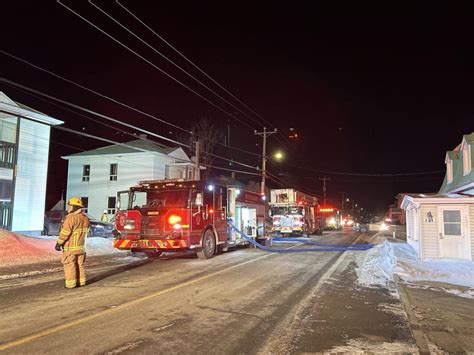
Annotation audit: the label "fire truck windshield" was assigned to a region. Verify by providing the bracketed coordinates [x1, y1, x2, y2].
[130, 189, 190, 209]
[271, 206, 304, 216]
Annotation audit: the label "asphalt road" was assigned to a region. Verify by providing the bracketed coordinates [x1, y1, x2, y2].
[0, 230, 416, 354]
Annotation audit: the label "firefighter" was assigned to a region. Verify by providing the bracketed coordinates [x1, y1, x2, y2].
[55, 197, 90, 289]
[100, 210, 108, 223]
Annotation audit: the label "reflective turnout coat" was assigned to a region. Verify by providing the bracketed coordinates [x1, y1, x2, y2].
[57, 211, 90, 254]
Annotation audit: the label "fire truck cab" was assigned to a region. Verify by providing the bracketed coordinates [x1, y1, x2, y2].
[113, 179, 264, 259]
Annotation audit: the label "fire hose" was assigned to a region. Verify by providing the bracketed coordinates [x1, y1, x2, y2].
[227, 221, 374, 253]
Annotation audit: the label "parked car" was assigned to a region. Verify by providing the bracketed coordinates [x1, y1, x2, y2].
[353, 218, 370, 233]
[43, 210, 115, 238]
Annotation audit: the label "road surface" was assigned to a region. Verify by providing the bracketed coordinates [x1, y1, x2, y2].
[0, 229, 415, 353]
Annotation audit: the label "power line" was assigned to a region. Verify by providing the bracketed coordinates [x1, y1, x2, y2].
[90, 0, 267, 131]
[57, 0, 256, 131]
[115, 0, 300, 154]
[0, 78, 259, 172]
[0, 50, 262, 159]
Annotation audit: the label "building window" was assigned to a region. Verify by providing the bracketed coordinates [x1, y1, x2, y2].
[463, 146, 471, 176]
[109, 163, 118, 181]
[0, 179, 13, 202]
[443, 210, 461, 236]
[446, 160, 453, 184]
[82, 165, 90, 182]
[107, 196, 116, 215]
[82, 197, 89, 214]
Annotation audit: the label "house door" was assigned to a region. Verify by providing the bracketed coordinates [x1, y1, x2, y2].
[438, 206, 470, 260]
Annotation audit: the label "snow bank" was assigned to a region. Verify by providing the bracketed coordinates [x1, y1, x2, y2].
[0, 229, 126, 268]
[354, 240, 396, 287]
[354, 235, 474, 291]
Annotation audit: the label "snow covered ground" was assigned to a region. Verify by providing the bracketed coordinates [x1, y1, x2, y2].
[0, 229, 128, 268]
[354, 234, 474, 297]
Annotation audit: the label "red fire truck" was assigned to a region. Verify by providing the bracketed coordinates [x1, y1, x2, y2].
[113, 179, 265, 259]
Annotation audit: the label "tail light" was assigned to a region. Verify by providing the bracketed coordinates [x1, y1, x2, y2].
[124, 218, 136, 230]
[273, 216, 281, 226]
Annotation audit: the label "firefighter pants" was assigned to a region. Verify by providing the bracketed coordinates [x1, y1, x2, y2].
[61, 252, 86, 288]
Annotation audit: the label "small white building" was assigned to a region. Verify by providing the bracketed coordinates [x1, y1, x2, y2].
[0, 92, 63, 235]
[401, 194, 473, 260]
[62, 137, 194, 220]
[401, 132, 474, 261]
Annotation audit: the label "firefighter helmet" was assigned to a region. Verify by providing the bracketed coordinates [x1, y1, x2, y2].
[67, 197, 84, 208]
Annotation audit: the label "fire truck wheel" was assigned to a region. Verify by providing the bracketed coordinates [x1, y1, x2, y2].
[197, 229, 216, 260]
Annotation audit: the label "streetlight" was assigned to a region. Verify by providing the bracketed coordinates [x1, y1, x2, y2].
[274, 151, 284, 160]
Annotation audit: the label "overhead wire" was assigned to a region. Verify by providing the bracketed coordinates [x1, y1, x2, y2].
[0, 78, 260, 173]
[89, 0, 267, 131]
[0, 109, 261, 177]
[56, 0, 256, 131]
[114, 0, 299, 154]
[0, 50, 262, 159]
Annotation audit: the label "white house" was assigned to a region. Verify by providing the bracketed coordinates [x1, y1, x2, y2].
[401, 133, 474, 261]
[0, 91, 63, 235]
[62, 137, 194, 220]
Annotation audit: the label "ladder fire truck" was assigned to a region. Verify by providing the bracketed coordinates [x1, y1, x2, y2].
[113, 179, 265, 259]
[269, 188, 323, 236]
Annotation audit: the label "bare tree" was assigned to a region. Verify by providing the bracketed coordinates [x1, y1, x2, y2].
[177, 116, 224, 178]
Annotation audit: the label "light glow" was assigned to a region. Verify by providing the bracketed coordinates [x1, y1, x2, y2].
[168, 214, 182, 224]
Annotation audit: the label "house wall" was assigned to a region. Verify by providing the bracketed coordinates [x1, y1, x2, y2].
[405, 208, 421, 257]
[11, 118, 50, 234]
[470, 205, 474, 260]
[0, 116, 17, 143]
[66, 153, 158, 219]
[420, 204, 439, 259]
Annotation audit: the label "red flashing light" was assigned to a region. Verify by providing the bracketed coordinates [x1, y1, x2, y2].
[168, 214, 182, 224]
[209, 209, 214, 214]
[298, 201, 303, 205]
[319, 207, 334, 213]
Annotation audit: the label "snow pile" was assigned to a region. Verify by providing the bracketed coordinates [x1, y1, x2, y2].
[354, 236, 474, 290]
[393, 246, 474, 289]
[354, 240, 396, 287]
[0, 229, 57, 267]
[0, 229, 126, 268]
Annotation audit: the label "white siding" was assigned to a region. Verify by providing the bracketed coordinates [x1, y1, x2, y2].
[405, 208, 421, 257]
[0, 117, 17, 143]
[470, 205, 474, 260]
[420, 204, 439, 259]
[66, 153, 157, 219]
[11, 119, 50, 233]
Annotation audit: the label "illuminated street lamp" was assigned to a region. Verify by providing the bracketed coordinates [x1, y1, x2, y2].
[274, 151, 284, 160]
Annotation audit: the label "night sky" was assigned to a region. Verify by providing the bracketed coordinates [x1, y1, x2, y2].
[2, 2, 473, 213]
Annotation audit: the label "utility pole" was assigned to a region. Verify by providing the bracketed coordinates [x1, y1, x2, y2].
[340, 192, 345, 215]
[319, 177, 331, 206]
[254, 127, 277, 198]
[194, 141, 200, 181]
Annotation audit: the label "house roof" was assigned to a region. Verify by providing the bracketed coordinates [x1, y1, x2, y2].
[463, 132, 474, 145]
[0, 91, 63, 126]
[439, 132, 474, 194]
[64, 139, 179, 158]
[401, 192, 474, 209]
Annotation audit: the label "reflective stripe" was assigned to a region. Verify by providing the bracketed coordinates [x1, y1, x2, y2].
[65, 279, 76, 288]
[63, 245, 85, 252]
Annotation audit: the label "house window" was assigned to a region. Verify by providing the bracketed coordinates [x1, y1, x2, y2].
[82, 165, 90, 182]
[446, 160, 453, 184]
[463, 146, 471, 176]
[443, 210, 461, 236]
[82, 197, 89, 214]
[109, 164, 118, 181]
[107, 196, 116, 215]
[0, 179, 13, 201]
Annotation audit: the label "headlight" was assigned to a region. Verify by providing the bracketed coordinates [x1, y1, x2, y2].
[124, 218, 136, 230]
[381, 223, 389, 231]
[329, 218, 336, 224]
